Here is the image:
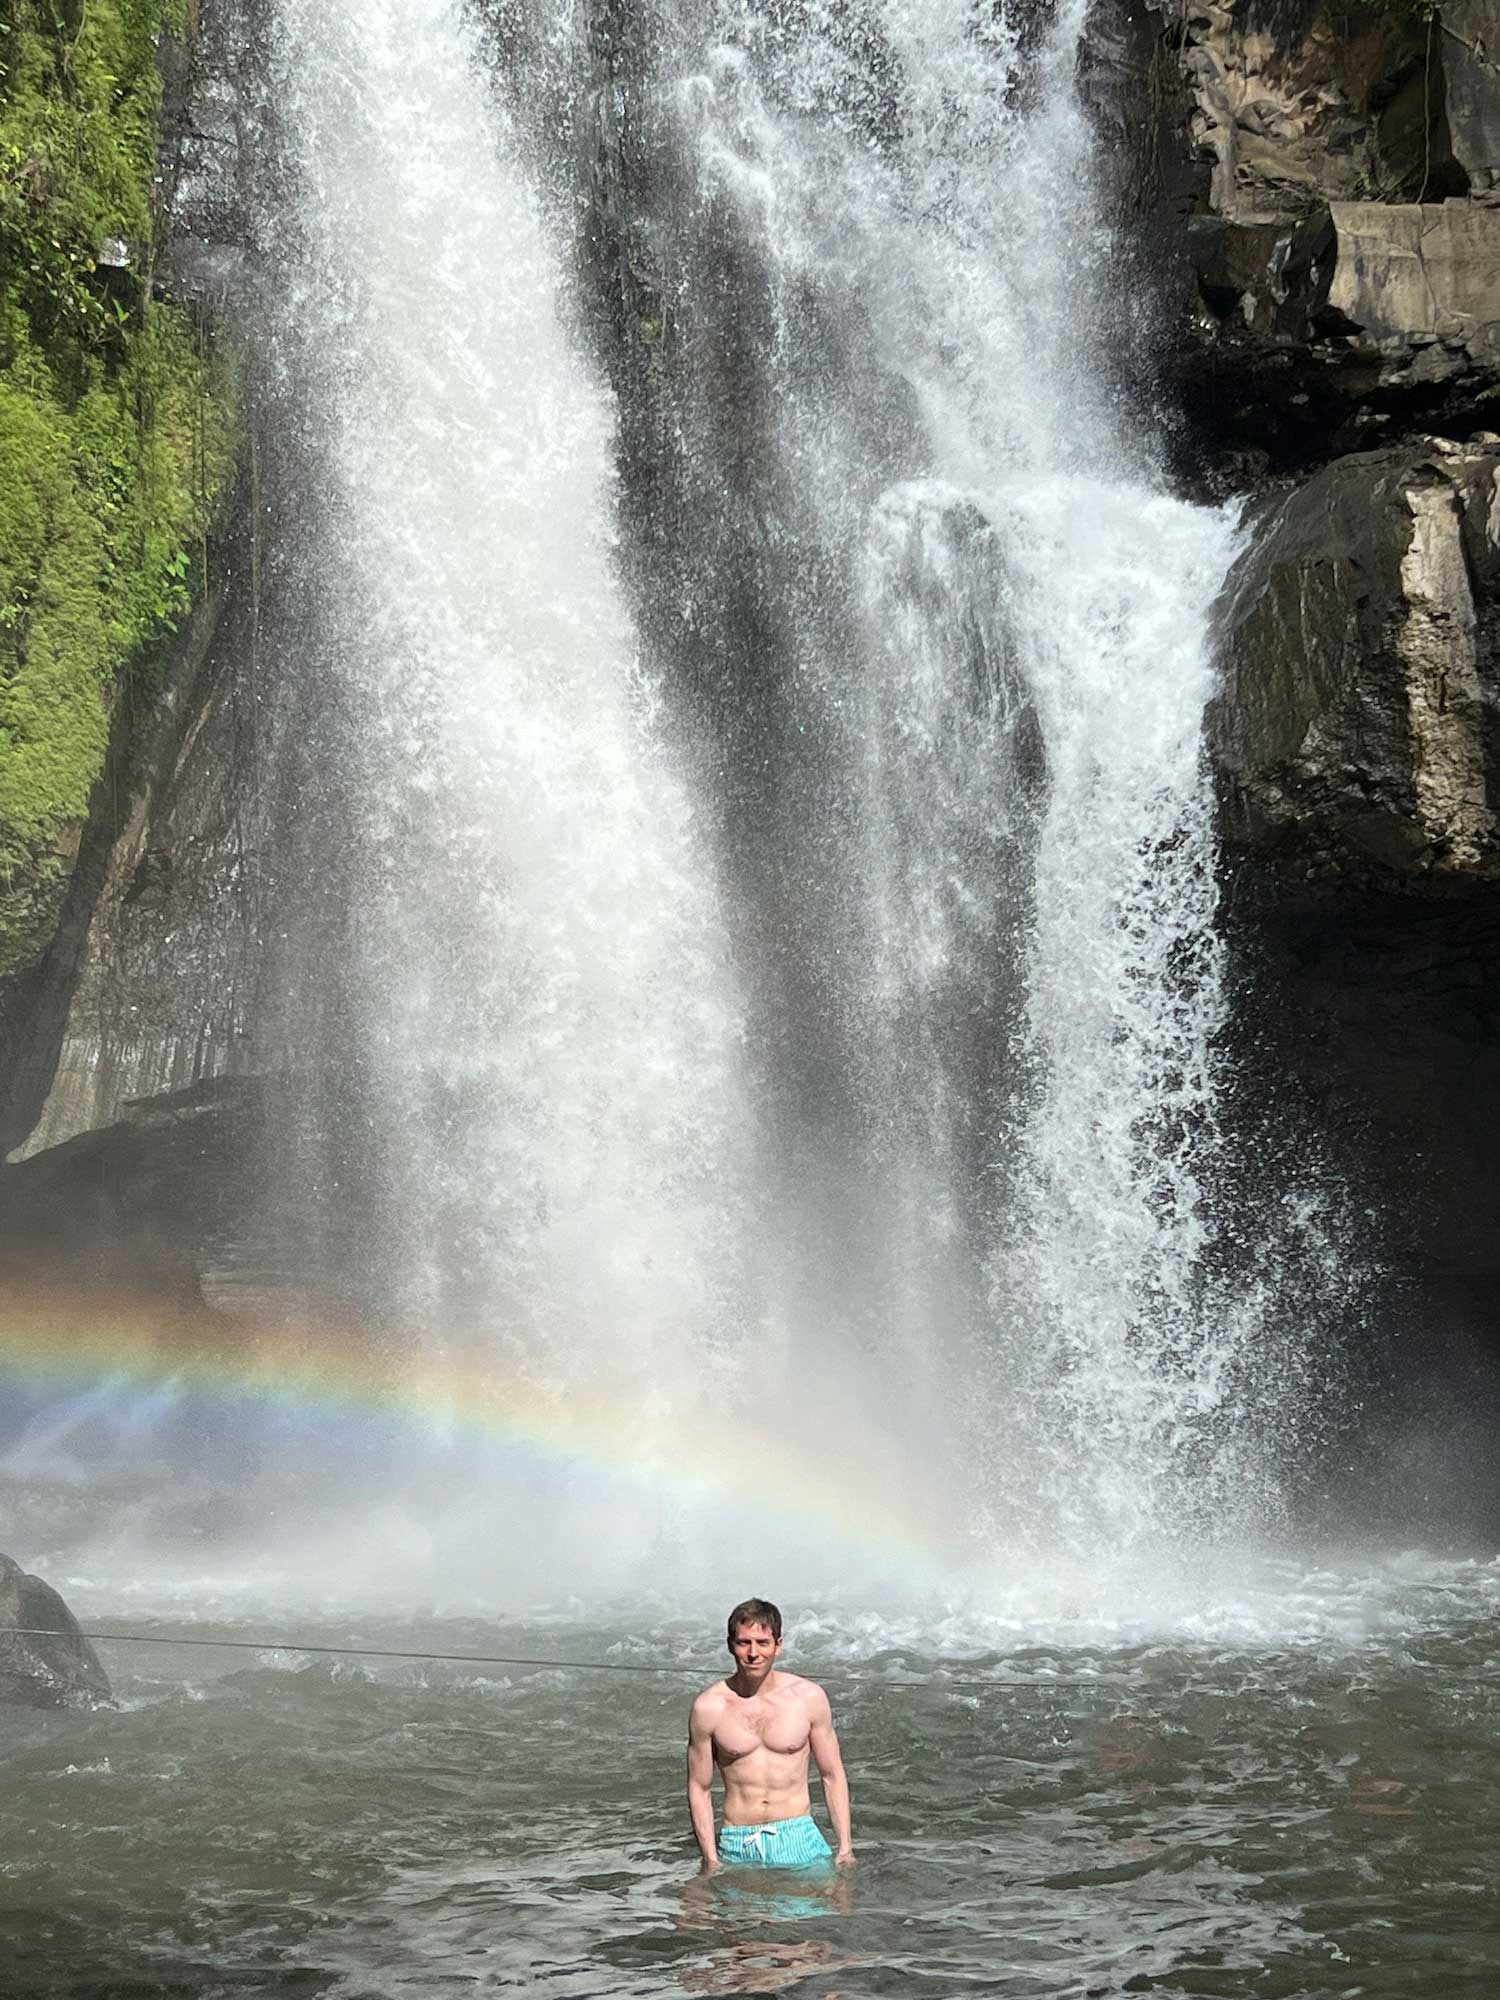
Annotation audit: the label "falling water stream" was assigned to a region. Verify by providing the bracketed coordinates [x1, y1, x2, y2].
[5, 0, 1335, 1586]
[244, 0, 1265, 1579]
[570, 0, 1256, 1554]
[265, 0, 749, 1386]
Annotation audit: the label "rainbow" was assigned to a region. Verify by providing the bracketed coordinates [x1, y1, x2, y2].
[0, 1286, 950, 1562]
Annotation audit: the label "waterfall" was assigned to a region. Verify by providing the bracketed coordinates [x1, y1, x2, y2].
[604, 0, 1256, 1552]
[262, 0, 749, 1419]
[232, 0, 1295, 1585]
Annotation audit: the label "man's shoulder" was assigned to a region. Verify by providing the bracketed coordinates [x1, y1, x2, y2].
[690, 1678, 730, 1719]
[775, 1670, 830, 1708]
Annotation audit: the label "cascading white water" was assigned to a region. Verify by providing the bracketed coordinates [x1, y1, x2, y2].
[266, 0, 749, 1418]
[236, 0, 1305, 1588]
[997, 483, 1247, 1546]
[655, 0, 1258, 1551]
[0, 1, 1376, 1608]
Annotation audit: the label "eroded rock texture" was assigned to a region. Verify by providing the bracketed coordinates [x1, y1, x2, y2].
[1150, 0, 1500, 472]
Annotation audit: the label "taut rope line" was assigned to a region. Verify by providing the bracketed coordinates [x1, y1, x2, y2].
[0, 1627, 1134, 1690]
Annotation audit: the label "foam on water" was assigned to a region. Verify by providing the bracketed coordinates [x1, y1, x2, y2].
[27, 1543, 1500, 1669]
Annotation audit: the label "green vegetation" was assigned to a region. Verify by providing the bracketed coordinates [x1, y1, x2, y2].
[0, 0, 236, 976]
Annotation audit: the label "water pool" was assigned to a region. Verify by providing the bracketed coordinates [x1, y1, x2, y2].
[4, 1557, 1500, 1997]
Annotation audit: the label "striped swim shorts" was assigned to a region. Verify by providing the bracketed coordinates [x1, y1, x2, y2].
[718, 1814, 834, 1869]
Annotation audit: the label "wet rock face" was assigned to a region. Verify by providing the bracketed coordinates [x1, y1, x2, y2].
[1180, 0, 1448, 220]
[0, 1077, 262, 1307]
[1206, 434, 1500, 1294]
[0, 1555, 113, 1710]
[1077, 0, 1500, 1309]
[1324, 200, 1500, 357]
[1185, 200, 1500, 424]
[1180, 257, 1499, 472]
[1147, 1, 1500, 891]
[1212, 436, 1500, 879]
[1145, 0, 1500, 469]
[1220, 865, 1500, 1304]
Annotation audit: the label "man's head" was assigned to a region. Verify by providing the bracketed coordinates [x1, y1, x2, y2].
[726, 1597, 782, 1647]
[725, 1598, 784, 1684]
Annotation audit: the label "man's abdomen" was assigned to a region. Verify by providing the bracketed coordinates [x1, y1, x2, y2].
[720, 1747, 811, 1826]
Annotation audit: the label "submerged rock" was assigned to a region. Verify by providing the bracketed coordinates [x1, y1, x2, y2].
[0, 1555, 113, 1710]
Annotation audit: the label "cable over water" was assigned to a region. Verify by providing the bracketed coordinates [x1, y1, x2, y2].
[3, 1624, 1438, 1698]
[0, 1626, 1139, 1687]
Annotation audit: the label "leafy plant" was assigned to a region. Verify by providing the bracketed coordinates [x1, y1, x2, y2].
[0, 0, 235, 977]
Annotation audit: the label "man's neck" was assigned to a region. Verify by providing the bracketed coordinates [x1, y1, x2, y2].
[729, 1667, 778, 1699]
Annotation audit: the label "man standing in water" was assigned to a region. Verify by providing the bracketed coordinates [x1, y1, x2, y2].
[687, 1598, 854, 1873]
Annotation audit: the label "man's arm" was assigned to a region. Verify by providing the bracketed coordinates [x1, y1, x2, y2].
[686, 1694, 721, 1873]
[809, 1684, 854, 1864]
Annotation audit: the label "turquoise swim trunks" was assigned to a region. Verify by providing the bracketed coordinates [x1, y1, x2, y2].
[719, 1814, 833, 1869]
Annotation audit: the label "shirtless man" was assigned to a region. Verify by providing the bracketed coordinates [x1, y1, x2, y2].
[686, 1597, 854, 1873]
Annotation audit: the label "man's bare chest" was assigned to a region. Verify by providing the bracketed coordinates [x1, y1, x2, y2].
[712, 1696, 811, 1765]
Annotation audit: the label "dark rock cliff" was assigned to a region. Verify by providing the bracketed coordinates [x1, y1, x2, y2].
[0, 4, 253, 1160]
[1097, 0, 1500, 1348]
[0, 0, 358, 1325]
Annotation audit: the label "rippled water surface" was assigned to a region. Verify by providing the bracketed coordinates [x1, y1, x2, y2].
[5, 1557, 1500, 1998]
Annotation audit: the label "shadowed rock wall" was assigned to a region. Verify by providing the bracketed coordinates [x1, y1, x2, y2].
[1102, 0, 1500, 1343]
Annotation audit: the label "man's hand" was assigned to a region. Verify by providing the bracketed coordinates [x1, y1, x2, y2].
[834, 1847, 856, 1870]
[698, 1858, 724, 1876]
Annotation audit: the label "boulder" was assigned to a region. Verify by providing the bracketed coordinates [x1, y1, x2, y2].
[1211, 434, 1500, 880]
[0, 1554, 113, 1710]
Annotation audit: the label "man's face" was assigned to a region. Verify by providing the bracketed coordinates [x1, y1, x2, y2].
[728, 1621, 782, 1681]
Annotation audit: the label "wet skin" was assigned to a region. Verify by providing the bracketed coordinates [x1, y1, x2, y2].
[686, 1621, 854, 1874]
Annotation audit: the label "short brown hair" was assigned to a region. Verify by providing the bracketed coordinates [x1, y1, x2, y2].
[726, 1597, 782, 1643]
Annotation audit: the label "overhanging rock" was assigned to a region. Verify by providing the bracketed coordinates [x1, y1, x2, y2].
[1179, 200, 1500, 464]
